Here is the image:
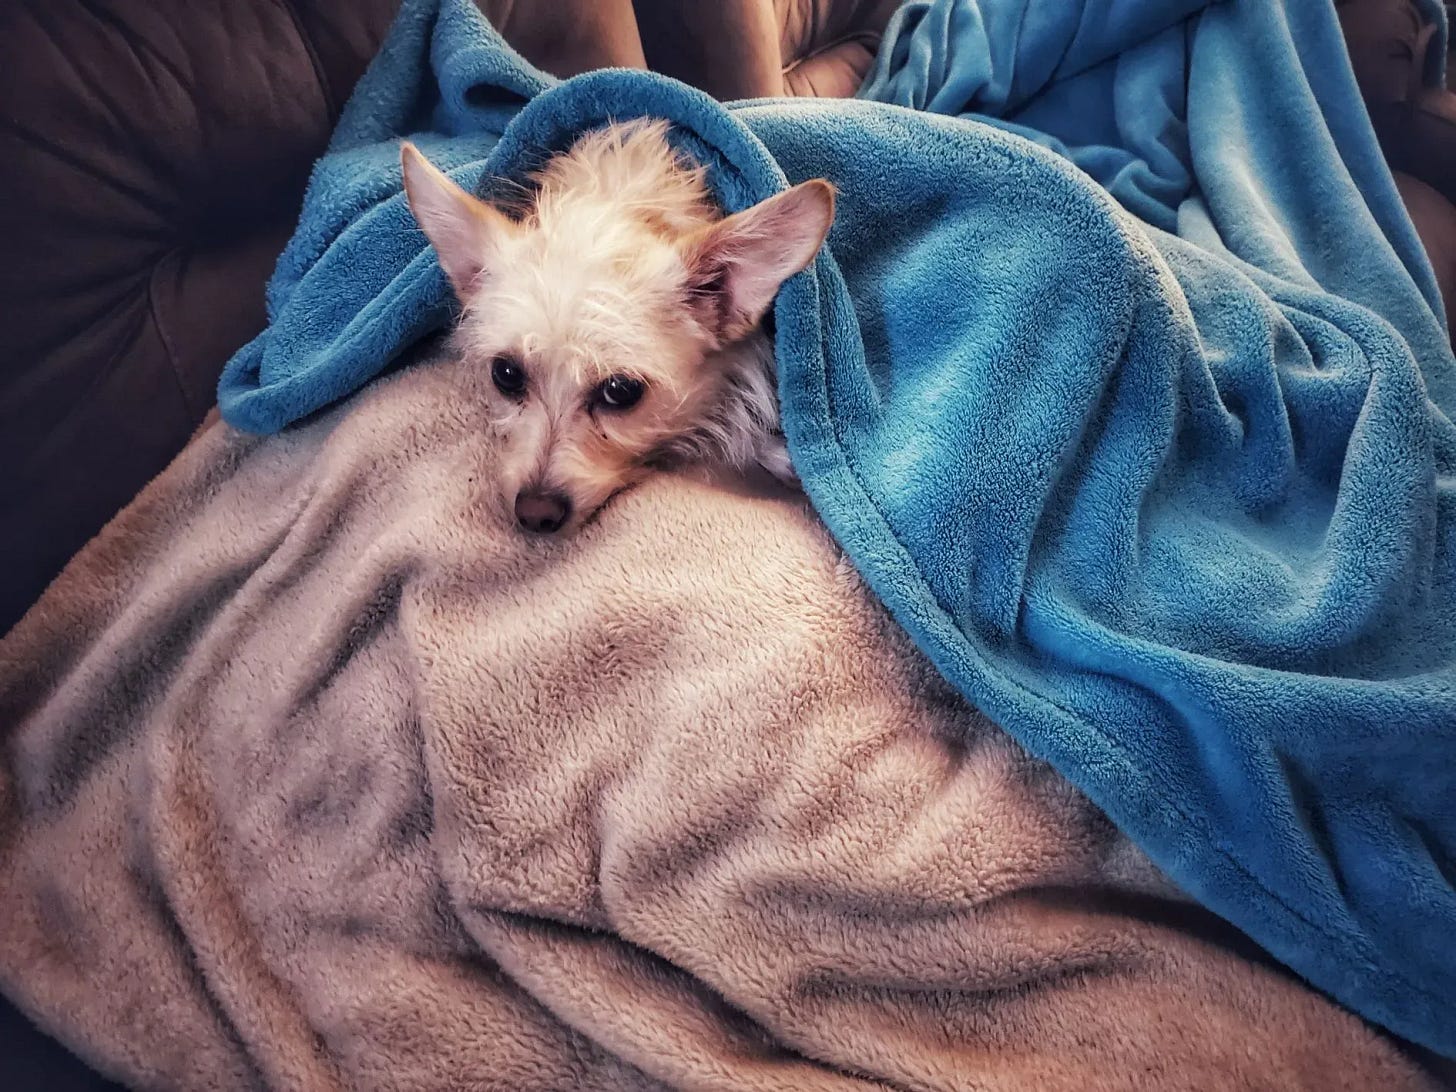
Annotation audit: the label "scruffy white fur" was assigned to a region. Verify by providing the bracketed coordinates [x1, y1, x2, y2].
[400, 121, 834, 534]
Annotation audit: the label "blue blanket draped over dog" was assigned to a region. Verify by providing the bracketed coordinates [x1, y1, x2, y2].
[218, 0, 1456, 1056]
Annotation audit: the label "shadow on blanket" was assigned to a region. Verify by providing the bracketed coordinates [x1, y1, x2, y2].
[0, 353, 1444, 1089]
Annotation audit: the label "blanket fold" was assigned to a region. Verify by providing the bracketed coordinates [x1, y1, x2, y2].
[212, 0, 1456, 1056]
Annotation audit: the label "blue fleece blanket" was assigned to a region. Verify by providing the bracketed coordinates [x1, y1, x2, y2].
[217, 0, 1456, 1057]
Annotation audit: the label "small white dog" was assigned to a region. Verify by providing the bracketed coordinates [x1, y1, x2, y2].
[400, 121, 834, 534]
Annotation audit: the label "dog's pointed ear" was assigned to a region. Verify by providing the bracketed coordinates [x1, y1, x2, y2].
[682, 179, 835, 342]
[400, 142, 514, 299]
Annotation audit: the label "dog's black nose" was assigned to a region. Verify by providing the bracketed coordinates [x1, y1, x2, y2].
[514, 490, 572, 534]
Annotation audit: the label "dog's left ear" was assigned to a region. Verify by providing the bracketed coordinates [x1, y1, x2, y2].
[400, 142, 515, 299]
[682, 179, 835, 343]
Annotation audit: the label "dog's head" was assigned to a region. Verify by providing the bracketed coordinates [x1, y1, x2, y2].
[401, 121, 833, 535]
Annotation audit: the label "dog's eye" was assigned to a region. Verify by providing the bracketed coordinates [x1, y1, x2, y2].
[594, 375, 645, 411]
[491, 354, 527, 398]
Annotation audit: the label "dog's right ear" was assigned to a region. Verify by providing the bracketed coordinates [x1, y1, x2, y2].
[680, 179, 835, 344]
[400, 142, 514, 299]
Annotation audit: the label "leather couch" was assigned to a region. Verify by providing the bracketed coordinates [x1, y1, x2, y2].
[0, 0, 1451, 1087]
[1339, 0, 1456, 324]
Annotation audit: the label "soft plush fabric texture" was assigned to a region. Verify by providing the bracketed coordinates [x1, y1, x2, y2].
[2, 350, 1445, 1090]
[214, 0, 1456, 1056]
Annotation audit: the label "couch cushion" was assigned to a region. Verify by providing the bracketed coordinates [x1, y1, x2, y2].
[781, 0, 905, 97]
[635, 0, 900, 100]
[0, 0, 351, 634]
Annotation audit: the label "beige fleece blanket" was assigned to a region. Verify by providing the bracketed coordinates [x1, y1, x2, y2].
[0, 352, 1441, 1091]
